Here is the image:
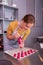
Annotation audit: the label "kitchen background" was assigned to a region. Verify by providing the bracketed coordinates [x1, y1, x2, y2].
[0, 0, 43, 52]
[0, 0, 43, 65]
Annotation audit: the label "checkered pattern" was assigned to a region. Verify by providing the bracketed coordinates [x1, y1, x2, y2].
[4, 48, 38, 60]
[13, 49, 37, 60]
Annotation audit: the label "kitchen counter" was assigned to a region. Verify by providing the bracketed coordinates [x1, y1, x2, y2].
[36, 36, 43, 49]
[36, 36, 43, 43]
[0, 47, 43, 65]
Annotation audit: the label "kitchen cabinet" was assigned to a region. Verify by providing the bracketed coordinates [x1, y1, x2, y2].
[0, 0, 18, 33]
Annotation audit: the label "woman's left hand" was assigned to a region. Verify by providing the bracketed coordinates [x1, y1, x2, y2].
[19, 42, 24, 48]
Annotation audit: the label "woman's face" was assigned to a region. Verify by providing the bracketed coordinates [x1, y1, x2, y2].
[22, 22, 34, 30]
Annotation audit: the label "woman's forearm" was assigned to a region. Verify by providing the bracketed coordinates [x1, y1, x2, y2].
[7, 34, 15, 40]
[7, 33, 20, 40]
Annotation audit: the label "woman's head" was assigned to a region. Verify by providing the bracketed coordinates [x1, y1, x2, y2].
[21, 14, 35, 29]
[22, 14, 35, 24]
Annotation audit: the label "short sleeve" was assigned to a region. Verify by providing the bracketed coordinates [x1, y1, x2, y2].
[7, 24, 13, 35]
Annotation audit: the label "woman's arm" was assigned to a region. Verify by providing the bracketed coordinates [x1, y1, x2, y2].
[7, 32, 20, 40]
[7, 22, 20, 40]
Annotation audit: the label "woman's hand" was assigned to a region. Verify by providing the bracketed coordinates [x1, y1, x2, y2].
[13, 31, 20, 39]
[19, 43, 24, 48]
[18, 38, 24, 48]
[17, 36, 24, 48]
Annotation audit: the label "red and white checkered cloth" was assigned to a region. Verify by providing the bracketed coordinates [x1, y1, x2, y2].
[13, 49, 37, 60]
[4, 48, 38, 60]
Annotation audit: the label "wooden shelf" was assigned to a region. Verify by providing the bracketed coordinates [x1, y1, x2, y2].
[0, 33, 3, 35]
[4, 19, 14, 21]
[0, 18, 3, 20]
[0, 3, 3, 6]
[0, 1, 18, 34]
[0, 3, 18, 10]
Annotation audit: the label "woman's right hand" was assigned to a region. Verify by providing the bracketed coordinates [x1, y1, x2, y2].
[13, 32, 20, 39]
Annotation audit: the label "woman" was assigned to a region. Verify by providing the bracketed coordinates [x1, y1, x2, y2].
[7, 14, 35, 48]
